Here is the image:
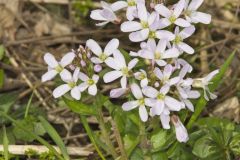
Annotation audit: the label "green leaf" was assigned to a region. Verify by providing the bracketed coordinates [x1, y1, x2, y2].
[230, 133, 240, 156]
[0, 45, 5, 60]
[152, 151, 168, 160]
[192, 136, 216, 158]
[0, 111, 64, 160]
[3, 126, 9, 160]
[187, 51, 236, 128]
[63, 97, 96, 115]
[151, 129, 167, 149]
[130, 147, 144, 160]
[124, 134, 140, 156]
[13, 118, 35, 142]
[0, 69, 4, 89]
[0, 93, 17, 113]
[39, 116, 70, 160]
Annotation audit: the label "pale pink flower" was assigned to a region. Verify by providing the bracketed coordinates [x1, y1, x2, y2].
[134, 69, 148, 87]
[78, 73, 99, 96]
[155, 0, 191, 28]
[53, 68, 81, 100]
[41, 52, 75, 82]
[184, 0, 211, 24]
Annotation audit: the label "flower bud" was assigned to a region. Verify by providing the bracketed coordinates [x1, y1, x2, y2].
[94, 64, 102, 73]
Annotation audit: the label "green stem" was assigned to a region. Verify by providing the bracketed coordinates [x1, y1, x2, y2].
[0, 111, 64, 160]
[139, 122, 151, 160]
[79, 115, 106, 160]
[97, 107, 118, 159]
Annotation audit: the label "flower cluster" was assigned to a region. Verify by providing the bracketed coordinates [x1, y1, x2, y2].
[42, 0, 218, 143]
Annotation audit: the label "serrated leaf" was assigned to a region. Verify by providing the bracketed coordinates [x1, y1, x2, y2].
[187, 51, 236, 128]
[39, 116, 70, 160]
[63, 97, 96, 115]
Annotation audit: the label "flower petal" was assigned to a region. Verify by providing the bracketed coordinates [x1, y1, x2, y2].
[122, 100, 139, 111]
[110, 88, 127, 98]
[41, 70, 58, 82]
[154, 67, 163, 80]
[131, 83, 143, 99]
[120, 76, 127, 88]
[78, 82, 88, 92]
[179, 25, 196, 39]
[188, 0, 204, 11]
[129, 29, 149, 42]
[79, 72, 89, 81]
[154, 4, 171, 18]
[104, 39, 119, 56]
[162, 48, 179, 59]
[156, 39, 167, 53]
[111, 1, 128, 11]
[90, 10, 107, 21]
[88, 85, 97, 95]
[137, 3, 148, 21]
[156, 30, 175, 41]
[113, 50, 126, 68]
[160, 113, 170, 129]
[128, 58, 139, 69]
[60, 69, 73, 83]
[86, 39, 102, 56]
[174, 18, 191, 27]
[142, 86, 158, 98]
[139, 105, 148, 122]
[53, 84, 71, 98]
[103, 71, 123, 83]
[44, 53, 58, 68]
[190, 12, 211, 24]
[105, 57, 121, 70]
[165, 96, 181, 111]
[173, 0, 185, 17]
[178, 42, 194, 54]
[60, 52, 76, 67]
[121, 21, 142, 32]
[71, 86, 81, 100]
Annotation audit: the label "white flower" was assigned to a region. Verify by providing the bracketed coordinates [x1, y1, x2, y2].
[184, 0, 211, 24]
[122, 83, 155, 122]
[172, 26, 196, 54]
[192, 69, 219, 101]
[86, 39, 119, 64]
[110, 88, 128, 98]
[143, 85, 182, 116]
[139, 39, 179, 66]
[53, 68, 81, 100]
[41, 52, 75, 82]
[134, 69, 148, 87]
[78, 73, 99, 96]
[171, 115, 189, 143]
[103, 50, 138, 88]
[154, 65, 180, 86]
[114, 0, 145, 21]
[90, 1, 123, 26]
[121, 4, 174, 42]
[155, 0, 191, 28]
[174, 58, 193, 72]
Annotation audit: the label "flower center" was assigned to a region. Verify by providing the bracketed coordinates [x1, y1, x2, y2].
[55, 65, 63, 73]
[184, 10, 193, 17]
[157, 94, 165, 100]
[99, 53, 108, 61]
[173, 35, 182, 44]
[121, 67, 129, 76]
[192, 79, 204, 88]
[68, 81, 76, 88]
[141, 21, 149, 28]
[138, 73, 146, 80]
[87, 79, 95, 85]
[169, 15, 176, 23]
[138, 98, 145, 105]
[128, 0, 136, 6]
[149, 31, 156, 39]
[154, 52, 162, 60]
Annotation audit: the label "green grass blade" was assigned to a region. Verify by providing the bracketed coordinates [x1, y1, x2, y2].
[0, 111, 64, 160]
[0, 69, 4, 89]
[24, 92, 34, 118]
[80, 115, 106, 160]
[38, 116, 70, 160]
[3, 126, 9, 160]
[187, 50, 236, 129]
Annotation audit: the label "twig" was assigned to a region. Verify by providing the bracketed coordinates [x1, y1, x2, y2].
[0, 145, 92, 156]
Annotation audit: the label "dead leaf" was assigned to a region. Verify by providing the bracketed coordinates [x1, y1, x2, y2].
[212, 97, 240, 123]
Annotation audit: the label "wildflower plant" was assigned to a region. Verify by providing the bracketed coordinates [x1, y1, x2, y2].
[41, 0, 232, 159]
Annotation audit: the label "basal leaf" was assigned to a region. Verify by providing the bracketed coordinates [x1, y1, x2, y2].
[151, 129, 168, 149]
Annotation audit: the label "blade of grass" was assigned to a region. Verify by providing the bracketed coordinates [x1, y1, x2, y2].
[80, 115, 106, 160]
[24, 92, 34, 118]
[0, 111, 64, 160]
[38, 116, 70, 160]
[187, 50, 236, 129]
[3, 126, 9, 160]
